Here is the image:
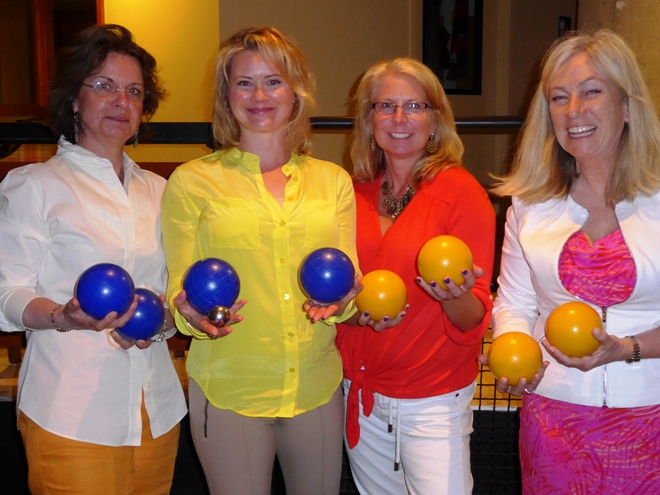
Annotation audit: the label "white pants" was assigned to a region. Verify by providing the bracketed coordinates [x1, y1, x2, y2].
[343, 379, 475, 495]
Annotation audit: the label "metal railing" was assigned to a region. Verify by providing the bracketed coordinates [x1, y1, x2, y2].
[0, 116, 523, 148]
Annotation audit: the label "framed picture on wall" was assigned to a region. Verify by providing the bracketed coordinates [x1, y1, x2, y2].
[422, 0, 484, 95]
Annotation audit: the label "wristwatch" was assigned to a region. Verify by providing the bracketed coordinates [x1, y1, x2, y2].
[625, 335, 641, 363]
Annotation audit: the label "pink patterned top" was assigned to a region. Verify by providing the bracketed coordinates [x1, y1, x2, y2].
[558, 229, 635, 307]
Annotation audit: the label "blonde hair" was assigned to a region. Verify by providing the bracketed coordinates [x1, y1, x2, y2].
[351, 58, 464, 187]
[212, 27, 315, 154]
[492, 29, 660, 204]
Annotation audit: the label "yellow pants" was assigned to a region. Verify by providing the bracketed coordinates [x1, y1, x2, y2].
[19, 401, 180, 495]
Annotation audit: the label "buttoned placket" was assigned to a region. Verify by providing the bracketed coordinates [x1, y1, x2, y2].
[252, 160, 302, 416]
[86, 154, 151, 442]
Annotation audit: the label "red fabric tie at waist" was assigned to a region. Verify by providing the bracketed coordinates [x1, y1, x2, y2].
[346, 367, 374, 449]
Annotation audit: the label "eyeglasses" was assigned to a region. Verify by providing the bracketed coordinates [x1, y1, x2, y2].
[371, 101, 432, 115]
[81, 81, 147, 101]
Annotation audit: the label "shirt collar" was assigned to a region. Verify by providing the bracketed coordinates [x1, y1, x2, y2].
[204, 147, 304, 175]
[57, 136, 137, 181]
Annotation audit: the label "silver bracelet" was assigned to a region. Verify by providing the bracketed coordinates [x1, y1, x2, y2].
[50, 304, 72, 332]
[625, 335, 641, 363]
[153, 319, 167, 342]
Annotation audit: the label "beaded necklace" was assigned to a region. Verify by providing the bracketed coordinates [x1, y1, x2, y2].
[382, 168, 415, 219]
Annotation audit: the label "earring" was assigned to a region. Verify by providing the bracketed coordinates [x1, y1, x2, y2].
[73, 111, 80, 144]
[133, 130, 139, 148]
[370, 134, 376, 151]
[425, 134, 438, 154]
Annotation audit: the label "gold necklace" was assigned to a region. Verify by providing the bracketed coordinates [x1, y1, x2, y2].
[382, 169, 415, 219]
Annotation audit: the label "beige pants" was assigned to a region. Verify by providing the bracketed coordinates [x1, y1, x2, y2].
[188, 379, 344, 495]
[19, 402, 180, 495]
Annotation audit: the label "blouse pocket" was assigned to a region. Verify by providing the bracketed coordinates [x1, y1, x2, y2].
[303, 199, 339, 249]
[200, 198, 260, 250]
[647, 357, 660, 378]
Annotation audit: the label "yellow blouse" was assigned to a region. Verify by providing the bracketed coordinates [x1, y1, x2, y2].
[161, 148, 358, 417]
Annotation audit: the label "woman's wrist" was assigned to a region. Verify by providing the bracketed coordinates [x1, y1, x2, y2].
[625, 335, 641, 363]
[50, 304, 72, 332]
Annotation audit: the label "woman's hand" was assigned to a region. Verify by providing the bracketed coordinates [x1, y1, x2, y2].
[416, 264, 484, 301]
[108, 293, 173, 350]
[174, 290, 246, 339]
[478, 354, 549, 396]
[304, 277, 363, 323]
[109, 331, 153, 350]
[55, 295, 139, 332]
[356, 304, 409, 332]
[55, 296, 153, 350]
[542, 328, 629, 372]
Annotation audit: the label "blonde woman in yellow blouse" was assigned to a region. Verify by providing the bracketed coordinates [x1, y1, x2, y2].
[161, 27, 358, 495]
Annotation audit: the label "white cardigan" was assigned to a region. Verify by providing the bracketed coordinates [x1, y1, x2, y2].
[493, 193, 660, 407]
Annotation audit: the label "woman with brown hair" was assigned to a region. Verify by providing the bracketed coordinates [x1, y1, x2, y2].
[0, 24, 186, 494]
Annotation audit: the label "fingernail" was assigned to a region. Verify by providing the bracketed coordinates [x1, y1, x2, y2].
[443, 278, 451, 285]
[363, 312, 370, 318]
[416, 277, 422, 283]
[383, 316, 390, 322]
[461, 269, 469, 276]
[430, 281, 437, 288]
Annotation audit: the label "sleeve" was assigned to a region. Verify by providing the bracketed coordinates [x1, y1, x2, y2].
[0, 169, 49, 331]
[160, 167, 209, 339]
[491, 198, 540, 339]
[442, 173, 496, 345]
[321, 166, 359, 325]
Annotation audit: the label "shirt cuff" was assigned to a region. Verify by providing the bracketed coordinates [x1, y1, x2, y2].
[321, 301, 358, 326]
[173, 311, 214, 340]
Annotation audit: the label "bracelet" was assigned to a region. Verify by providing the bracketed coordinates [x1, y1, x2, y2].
[153, 319, 167, 342]
[50, 304, 72, 332]
[625, 335, 641, 363]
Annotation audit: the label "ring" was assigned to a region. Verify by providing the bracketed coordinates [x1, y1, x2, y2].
[524, 388, 533, 394]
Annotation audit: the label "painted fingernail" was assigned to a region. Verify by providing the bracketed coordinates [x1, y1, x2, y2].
[363, 312, 370, 318]
[443, 278, 451, 285]
[383, 316, 390, 322]
[416, 277, 422, 283]
[461, 269, 469, 276]
[431, 281, 438, 288]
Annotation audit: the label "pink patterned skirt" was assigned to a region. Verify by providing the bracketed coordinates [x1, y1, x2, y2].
[520, 394, 660, 494]
[520, 230, 660, 494]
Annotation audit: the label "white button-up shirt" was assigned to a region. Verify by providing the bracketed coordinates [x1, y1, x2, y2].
[0, 138, 186, 445]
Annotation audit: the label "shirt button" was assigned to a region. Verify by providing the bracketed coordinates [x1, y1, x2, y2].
[290, 368, 296, 373]
[283, 294, 290, 300]
[288, 332, 294, 337]
[280, 258, 285, 263]
[145, 381, 151, 388]
[280, 221, 285, 227]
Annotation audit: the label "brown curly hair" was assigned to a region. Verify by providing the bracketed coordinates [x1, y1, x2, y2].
[48, 24, 165, 145]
